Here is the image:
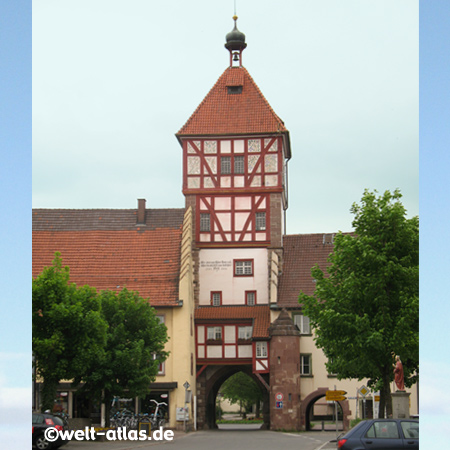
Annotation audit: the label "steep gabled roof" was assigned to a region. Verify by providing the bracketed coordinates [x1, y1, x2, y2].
[33, 208, 185, 306]
[195, 305, 270, 338]
[277, 233, 338, 309]
[177, 66, 288, 136]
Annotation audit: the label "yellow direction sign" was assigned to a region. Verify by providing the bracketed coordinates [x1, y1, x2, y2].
[326, 390, 347, 401]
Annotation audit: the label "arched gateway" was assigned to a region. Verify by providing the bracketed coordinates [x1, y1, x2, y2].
[194, 310, 302, 431]
[196, 365, 270, 429]
[300, 388, 351, 431]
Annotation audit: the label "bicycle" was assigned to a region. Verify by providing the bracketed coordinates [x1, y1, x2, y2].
[149, 399, 167, 429]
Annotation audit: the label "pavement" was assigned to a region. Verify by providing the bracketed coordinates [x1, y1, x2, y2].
[58, 426, 338, 450]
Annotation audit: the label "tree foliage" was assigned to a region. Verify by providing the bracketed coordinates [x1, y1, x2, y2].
[77, 289, 169, 425]
[32, 253, 107, 411]
[299, 190, 418, 417]
[33, 253, 169, 416]
[220, 372, 263, 417]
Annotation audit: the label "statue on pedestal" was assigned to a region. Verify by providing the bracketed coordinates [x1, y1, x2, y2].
[392, 354, 405, 391]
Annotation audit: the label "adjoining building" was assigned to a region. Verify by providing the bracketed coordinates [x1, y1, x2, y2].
[32, 16, 418, 430]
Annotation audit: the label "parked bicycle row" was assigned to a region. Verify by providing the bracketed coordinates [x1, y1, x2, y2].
[109, 400, 167, 430]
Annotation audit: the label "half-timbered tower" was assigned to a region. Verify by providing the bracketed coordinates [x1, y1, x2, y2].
[176, 16, 293, 429]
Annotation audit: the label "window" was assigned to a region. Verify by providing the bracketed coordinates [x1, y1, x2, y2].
[221, 156, 231, 174]
[323, 233, 335, 245]
[207, 326, 222, 341]
[246, 291, 256, 306]
[227, 86, 243, 94]
[256, 341, 268, 358]
[152, 353, 165, 375]
[156, 315, 165, 324]
[300, 354, 311, 375]
[366, 421, 400, 439]
[234, 260, 253, 276]
[211, 292, 222, 306]
[255, 212, 266, 231]
[234, 156, 244, 174]
[200, 213, 210, 231]
[401, 421, 419, 439]
[238, 326, 252, 340]
[293, 314, 310, 334]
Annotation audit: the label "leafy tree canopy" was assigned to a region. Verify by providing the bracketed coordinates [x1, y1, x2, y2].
[33, 253, 169, 417]
[220, 372, 263, 416]
[299, 190, 418, 417]
[76, 288, 169, 424]
[32, 253, 107, 411]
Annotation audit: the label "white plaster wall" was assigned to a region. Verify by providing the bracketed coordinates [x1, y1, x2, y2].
[199, 248, 269, 305]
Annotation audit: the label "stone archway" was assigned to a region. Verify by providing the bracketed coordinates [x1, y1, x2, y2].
[300, 388, 351, 431]
[196, 365, 270, 430]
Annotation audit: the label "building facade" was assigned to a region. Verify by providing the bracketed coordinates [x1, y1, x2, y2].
[32, 17, 418, 430]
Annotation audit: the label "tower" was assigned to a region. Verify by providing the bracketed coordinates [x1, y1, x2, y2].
[176, 16, 292, 429]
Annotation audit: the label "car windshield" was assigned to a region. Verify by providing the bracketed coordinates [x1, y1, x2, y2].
[342, 419, 367, 438]
[52, 416, 64, 425]
[32, 414, 44, 424]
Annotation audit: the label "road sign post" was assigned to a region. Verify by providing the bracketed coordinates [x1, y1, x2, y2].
[326, 388, 347, 439]
[183, 381, 190, 433]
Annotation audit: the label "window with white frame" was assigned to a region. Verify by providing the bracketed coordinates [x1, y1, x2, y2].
[300, 354, 311, 375]
[234, 260, 253, 276]
[211, 292, 222, 306]
[238, 326, 252, 340]
[155, 315, 165, 324]
[255, 212, 266, 231]
[246, 291, 256, 306]
[256, 341, 268, 358]
[234, 155, 244, 174]
[293, 314, 311, 334]
[152, 353, 165, 375]
[207, 326, 222, 341]
[200, 213, 210, 231]
[221, 156, 231, 174]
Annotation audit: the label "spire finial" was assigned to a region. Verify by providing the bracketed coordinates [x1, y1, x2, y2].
[225, 14, 247, 67]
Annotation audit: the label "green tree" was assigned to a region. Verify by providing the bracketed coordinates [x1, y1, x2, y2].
[299, 190, 418, 417]
[77, 289, 169, 425]
[32, 253, 107, 411]
[220, 372, 263, 418]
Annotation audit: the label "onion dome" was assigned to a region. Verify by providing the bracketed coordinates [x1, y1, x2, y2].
[225, 15, 247, 52]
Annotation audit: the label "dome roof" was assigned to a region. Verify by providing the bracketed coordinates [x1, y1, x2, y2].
[225, 16, 247, 52]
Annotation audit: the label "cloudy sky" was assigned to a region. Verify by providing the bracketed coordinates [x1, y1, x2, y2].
[32, 0, 418, 234]
[2, 1, 449, 448]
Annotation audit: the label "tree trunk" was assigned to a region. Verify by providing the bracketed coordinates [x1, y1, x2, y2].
[104, 390, 112, 427]
[378, 367, 393, 418]
[41, 376, 59, 412]
[255, 401, 260, 419]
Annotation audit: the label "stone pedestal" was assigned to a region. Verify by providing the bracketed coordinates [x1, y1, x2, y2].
[391, 391, 410, 419]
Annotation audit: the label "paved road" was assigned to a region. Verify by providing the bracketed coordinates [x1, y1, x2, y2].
[60, 426, 338, 450]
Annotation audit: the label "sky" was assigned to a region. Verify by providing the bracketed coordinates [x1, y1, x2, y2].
[32, 0, 419, 234]
[0, 0, 447, 448]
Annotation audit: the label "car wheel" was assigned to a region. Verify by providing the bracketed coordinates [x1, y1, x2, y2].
[35, 435, 51, 450]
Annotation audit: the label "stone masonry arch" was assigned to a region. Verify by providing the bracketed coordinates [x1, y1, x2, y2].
[300, 387, 351, 431]
[196, 364, 270, 430]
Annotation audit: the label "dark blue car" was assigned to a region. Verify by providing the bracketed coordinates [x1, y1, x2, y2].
[337, 418, 419, 449]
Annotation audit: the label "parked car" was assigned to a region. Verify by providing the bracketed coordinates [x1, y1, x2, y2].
[32, 412, 68, 449]
[337, 418, 419, 449]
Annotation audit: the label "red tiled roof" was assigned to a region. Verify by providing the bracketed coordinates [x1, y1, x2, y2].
[278, 234, 338, 308]
[33, 209, 185, 306]
[195, 305, 271, 338]
[177, 66, 288, 136]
